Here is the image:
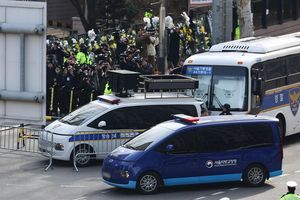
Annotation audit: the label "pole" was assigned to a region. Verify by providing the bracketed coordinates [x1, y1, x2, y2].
[212, 0, 232, 45]
[158, 0, 167, 74]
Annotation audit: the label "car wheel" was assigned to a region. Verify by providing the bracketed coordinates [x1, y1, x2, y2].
[243, 164, 266, 187]
[137, 172, 161, 194]
[73, 146, 93, 167]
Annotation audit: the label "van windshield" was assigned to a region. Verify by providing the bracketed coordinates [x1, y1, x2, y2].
[60, 103, 107, 126]
[123, 126, 174, 151]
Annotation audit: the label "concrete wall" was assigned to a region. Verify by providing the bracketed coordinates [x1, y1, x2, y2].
[0, 1, 46, 124]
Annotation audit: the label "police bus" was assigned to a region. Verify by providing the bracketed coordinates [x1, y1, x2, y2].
[183, 33, 300, 138]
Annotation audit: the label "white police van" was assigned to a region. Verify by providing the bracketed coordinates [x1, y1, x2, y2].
[39, 73, 203, 167]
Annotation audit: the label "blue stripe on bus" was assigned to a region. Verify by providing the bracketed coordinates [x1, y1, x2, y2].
[261, 86, 300, 112]
[163, 173, 242, 186]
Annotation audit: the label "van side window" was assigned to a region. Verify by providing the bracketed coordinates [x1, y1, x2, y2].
[240, 123, 274, 146]
[158, 129, 198, 154]
[88, 108, 128, 129]
[195, 123, 274, 153]
[196, 126, 235, 153]
[124, 105, 196, 129]
[88, 105, 197, 129]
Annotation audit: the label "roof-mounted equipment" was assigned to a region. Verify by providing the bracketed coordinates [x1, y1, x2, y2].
[173, 114, 199, 123]
[108, 70, 140, 97]
[97, 95, 120, 104]
[141, 74, 199, 98]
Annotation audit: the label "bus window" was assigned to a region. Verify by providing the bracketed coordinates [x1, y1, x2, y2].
[287, 55, 300, 84]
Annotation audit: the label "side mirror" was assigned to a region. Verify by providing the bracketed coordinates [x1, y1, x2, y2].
[252, 77, 263, 96]
[165, 144, 174, 153]
[98, 121, 107, 128]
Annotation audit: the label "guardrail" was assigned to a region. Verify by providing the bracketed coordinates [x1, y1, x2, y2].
[0, 125, 53, 171]
[0, 125, 142, 172]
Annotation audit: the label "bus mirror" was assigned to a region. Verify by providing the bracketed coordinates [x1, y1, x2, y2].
[252, 78, 263, 96]
[98, 121, 107, 128]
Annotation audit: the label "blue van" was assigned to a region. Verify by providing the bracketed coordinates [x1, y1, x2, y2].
[102, 115, 283, 194]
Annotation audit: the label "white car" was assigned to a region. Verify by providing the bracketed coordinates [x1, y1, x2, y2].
[39, 94, 203, 167]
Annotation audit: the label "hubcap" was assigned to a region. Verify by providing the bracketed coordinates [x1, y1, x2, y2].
[248, 167, 264, 185]
[140, 175, 158, 192]
[76, 149, 90, 165]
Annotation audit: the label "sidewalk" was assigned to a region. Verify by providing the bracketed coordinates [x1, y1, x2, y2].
[255, 19, 300, 37]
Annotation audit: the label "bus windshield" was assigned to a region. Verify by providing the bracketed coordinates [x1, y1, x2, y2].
[184, 65, 248, 111]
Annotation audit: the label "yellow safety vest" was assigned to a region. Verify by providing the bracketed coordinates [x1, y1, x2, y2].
[104, 82, 112, 95]
[281, 194, 300, 200]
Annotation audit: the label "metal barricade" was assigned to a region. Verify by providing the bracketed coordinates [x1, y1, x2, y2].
[0, 125, 53, 171]
[72, 130, 142, 171]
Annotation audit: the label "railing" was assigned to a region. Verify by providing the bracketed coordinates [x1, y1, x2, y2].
[0, 125, 142, 172]
[0, 125, 53, 171]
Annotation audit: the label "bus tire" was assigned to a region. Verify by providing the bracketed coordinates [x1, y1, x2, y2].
[276, 115, 286, 140]
[243, 164, 267, 187]
[72, 144, 94, 167]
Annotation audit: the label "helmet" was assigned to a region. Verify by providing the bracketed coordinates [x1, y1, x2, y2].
[287, 181, 298, 188]
[223, 103, 231, 109]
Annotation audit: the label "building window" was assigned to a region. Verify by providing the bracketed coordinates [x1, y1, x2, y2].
[283, 0, 293, 21]
[268, 0, 280, 26]
[252, 0, 264, 29]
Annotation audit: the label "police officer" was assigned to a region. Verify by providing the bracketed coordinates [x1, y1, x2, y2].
[219, 103, 232, 115]
[281, 181, 300, 200]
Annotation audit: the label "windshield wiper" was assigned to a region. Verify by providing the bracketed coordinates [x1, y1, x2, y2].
[60, 119, 71, 125]
[213, 93, 223, 109]
[124, 144, 136, 150]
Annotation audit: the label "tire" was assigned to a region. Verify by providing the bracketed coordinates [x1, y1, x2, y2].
[137, 172, 161, 194]
[72, 145, 93, 167]
[243, 164, 267, 187]
[277, 117, 286, 141]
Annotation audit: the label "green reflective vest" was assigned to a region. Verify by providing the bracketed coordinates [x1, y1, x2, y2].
[76, 52, 91, 65]
[234, 20, 241, 40]
[281, 194, 300, 200]
[104, 82, 112, 95]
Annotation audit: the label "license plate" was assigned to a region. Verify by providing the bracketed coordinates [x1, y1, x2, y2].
[103, 172, 111, 179]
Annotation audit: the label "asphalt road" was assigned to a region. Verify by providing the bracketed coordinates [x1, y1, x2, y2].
[1, 134, 300, 200]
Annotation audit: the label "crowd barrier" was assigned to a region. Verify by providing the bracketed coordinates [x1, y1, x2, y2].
[0, 125, 53, 171]
[0, 125, 136, 172]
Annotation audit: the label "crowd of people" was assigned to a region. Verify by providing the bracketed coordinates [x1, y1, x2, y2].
[46, 11, 212, 117]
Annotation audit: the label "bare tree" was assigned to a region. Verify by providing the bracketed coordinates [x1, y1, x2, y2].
[236, 0, 254, 38]
[70, 0, 96, 32]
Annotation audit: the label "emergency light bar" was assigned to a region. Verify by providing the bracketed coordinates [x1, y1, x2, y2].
[173, 114, 199, 123]
[97, 95, 120, 104]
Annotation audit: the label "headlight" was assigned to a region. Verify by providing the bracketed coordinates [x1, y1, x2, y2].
[54, 143, 64, 151]
[120, 170, 130, 178]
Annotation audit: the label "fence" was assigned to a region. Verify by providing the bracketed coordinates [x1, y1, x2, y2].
[0, 125, 140, 172]
[0, 125, 53, 171]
